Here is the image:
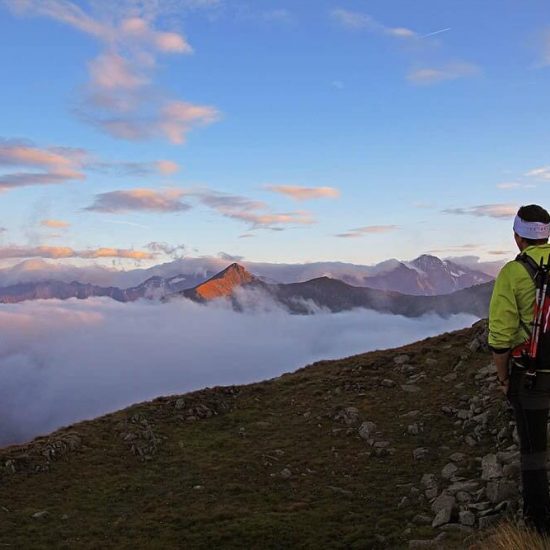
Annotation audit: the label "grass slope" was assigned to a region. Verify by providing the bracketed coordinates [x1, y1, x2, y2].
[0, 321, 503, 549]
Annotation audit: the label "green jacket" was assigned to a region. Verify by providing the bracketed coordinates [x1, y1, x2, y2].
[488, 244, 550, 351]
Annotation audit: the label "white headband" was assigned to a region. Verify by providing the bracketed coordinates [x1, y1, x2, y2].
[513, 215, 550, 240]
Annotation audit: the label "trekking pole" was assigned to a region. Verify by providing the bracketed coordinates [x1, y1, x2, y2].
[530, 258, 549, 362]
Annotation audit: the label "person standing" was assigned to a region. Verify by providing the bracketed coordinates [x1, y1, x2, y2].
[488, 204, 550, 534]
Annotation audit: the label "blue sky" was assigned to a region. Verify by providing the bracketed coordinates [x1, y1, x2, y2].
[1, 0, 550, 267]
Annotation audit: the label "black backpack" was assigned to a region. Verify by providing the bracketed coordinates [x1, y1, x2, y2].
[515, 252, 550, 370]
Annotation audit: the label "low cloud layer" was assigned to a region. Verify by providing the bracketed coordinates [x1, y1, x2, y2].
[0, 296, 477, 447]
[85, 188, 190, 213]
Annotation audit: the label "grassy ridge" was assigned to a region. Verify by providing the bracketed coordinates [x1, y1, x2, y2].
[0, 322, 504, 549]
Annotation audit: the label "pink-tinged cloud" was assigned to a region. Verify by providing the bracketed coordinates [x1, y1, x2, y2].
[156, 160, 180, 175]
[0, 245, 155, 261]
[443, 204, 517, 219]
[85, 188, 191, 213]
[0, 139, 86, 190]
[266, 185, 340, 201]
[5, 1, 214, 146]
[41, 219, 70, 229]
[193, 190, 315, 229]
[88, 52, 149, 90]
[335, 225, 398, 238]
[159, 101, 220, 144]
[408, 62, 481, 85]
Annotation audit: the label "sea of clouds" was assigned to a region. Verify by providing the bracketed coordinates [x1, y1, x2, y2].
[0, 296, 478, 447]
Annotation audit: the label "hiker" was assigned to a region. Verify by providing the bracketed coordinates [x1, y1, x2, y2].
[488, 204, 550, 534]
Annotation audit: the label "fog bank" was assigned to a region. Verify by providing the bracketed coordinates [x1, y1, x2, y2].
[0, 297, 477, 447]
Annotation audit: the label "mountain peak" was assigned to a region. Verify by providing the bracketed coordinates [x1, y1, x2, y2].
[189, 263, 255, 301]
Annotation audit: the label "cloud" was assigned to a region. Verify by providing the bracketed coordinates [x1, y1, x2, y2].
[5, 1, 219, 144]
[41, 219, 71, 229]
[265, 185, 340, 201]
[89, 158, 180, 177]
[496, 182, 529, 190]
[526, 166, 550, 181]
[85, 188, 191, 213]
[407, 62, 481, 85]
[0, 227, 6, 233]
[0, 297, 478, 446]
[427, 244, 479, 254]
[442, 204, 517, 219]
[193, 189, 315, 229]
[331, 8, 417, 39]
[218, 251, 244, 262]
[335, 225, 398, 238]
[156, 160, 180, 175]
[0, 245, 154, 261]
[0, 138, 86, 191]
[146, 241, 186, 258]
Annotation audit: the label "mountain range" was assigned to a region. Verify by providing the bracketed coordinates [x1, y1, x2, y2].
[0, 257, 494, 318]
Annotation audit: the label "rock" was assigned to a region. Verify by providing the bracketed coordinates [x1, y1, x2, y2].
[468, 501, 491, 512]
[413, 447, 429, 460]
[401, 384, 421, 393]
[409, 540, 439, 548]
[373, 441, 390, 448]
[449, 452, 466, 463]
[459, 510, 475, 526]
[425, 486, 439, 500]
[358, 421, 377, 440]
[481, 454, 503, 481]
[502, 463, 520, 478]
[442, 373, 457, 382]
[439, 524, 474, 533]
[457, 409, 470, 420]
[401, 410, 421, 418]
[394, 354, 411, 365]
[31, 511, 48, 519]
[441, 463, 458, 480]
[421, 473, 437, 487]
[447, 480, 479, 494]
[486, 480, 517, 504]
[425, 358, 438, 367]
[174, 398, 185, 409]
[408, 423, 421, 435]
[456, 491, 472, 503]
[431, 493, 455, 515]
[465, 435, 477, 447]
[333, 407, 360, 426]
[280, 468, 292, 479]
[432, 507, 452, 528]
[381, 379, 396, 388]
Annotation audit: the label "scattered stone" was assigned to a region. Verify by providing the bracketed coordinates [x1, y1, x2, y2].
[280, 468, 292, 479]
[333, 407, 360, 426]
[486, 480, 517, 504]
[358, 421, 376, 440]
[442, 373, 457, 382]
[425, 358, 438, 367]
[31, 511, 48, 519]
[401, 385, 421, 393]
[441, 463, 458, 480]
[432, 507, 452, 528]
[394, 354, 411, 365]
[431, 493, 455, 515]
[401, 410, 421, 418]
[481, 454, 503, 481]
[408, 423, 421, 435]
[449, 452, 466, 463]
[413, 447, 429, 460]
[381, 379, 396, 388]
[327, 485, 353, 496]
[459, 510, 475, 526]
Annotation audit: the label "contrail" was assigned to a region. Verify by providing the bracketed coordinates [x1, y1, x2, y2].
[422, 28, 451, 38]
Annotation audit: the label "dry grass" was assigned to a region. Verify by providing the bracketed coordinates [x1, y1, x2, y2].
[469, 521, 550, 550]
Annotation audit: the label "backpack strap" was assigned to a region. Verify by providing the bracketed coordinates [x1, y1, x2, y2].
[515, 252, 540, 282]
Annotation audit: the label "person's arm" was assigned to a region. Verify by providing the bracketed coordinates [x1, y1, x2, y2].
[492, 350, 510, 395]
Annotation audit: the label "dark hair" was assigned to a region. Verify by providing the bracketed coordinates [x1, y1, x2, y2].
[517, 204, 550, 245]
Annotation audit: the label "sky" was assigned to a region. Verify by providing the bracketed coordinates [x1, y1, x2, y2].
[1, 0, 550, 267]
[0, 295, 476, 446]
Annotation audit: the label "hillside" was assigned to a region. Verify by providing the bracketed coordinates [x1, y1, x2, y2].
[0, 321, 521, 549]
